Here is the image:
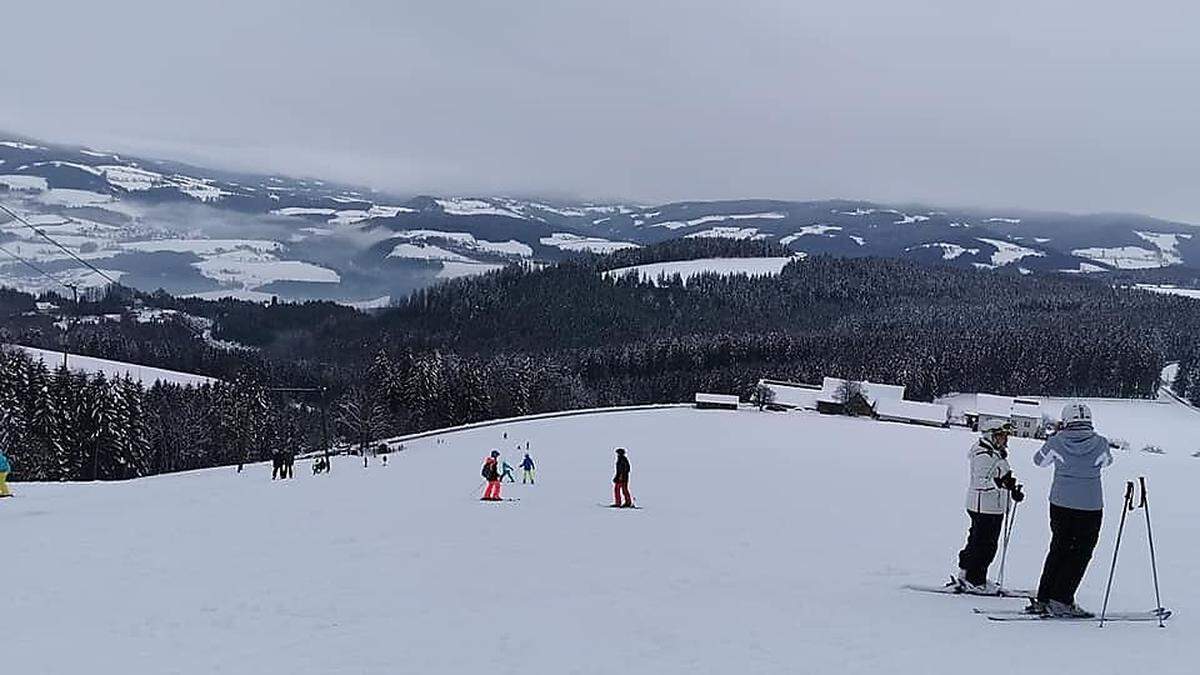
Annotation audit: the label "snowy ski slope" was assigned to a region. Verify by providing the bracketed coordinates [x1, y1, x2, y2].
[10, 344, 218, 386]
[5, 400, 1199, 674]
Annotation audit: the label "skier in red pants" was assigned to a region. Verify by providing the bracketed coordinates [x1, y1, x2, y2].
[612, 448, 633, 507]
[481, 450, 502, 501]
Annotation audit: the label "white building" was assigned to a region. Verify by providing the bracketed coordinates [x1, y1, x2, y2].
[695, 392, 739, 410]
[819, 377, 906, 406]
[1011, 398, 1044, 438]
[875, 399, 950, 428]
[963, 393, 1045, 438]
[758, 379, 823, 410]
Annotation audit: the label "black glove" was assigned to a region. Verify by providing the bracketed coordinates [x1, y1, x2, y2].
[995, 471, 1017, 491]
[1011, 485, 1025, 503]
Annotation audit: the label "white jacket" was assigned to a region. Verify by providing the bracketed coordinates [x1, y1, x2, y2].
[965, 438, 1012, 515]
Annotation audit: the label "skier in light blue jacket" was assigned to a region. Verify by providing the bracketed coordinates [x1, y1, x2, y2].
[1027, 402, 1113, 618]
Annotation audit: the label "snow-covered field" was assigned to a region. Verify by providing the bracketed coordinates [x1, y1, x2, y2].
[605, 256, 798, 285]
[6, 399, 1198, 674]
[539, 232, 639, 253]
[1071, 246, 1166, 270]
[977, 237, 1045, 266]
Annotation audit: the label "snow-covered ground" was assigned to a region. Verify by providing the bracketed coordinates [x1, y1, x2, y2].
[650, 212, 787, 230]
[977, 238, 1045, 266]
[1134, 284, 1200, 300]
[905, 242, 981, 260]
[604, 256, 798, 285]
[9, 344, 218, 386]
[684, 226, 768, 240]
[539, 232, 639, 253]
[6, 399, 1199, 674]
[1071, 246, 1166, 270]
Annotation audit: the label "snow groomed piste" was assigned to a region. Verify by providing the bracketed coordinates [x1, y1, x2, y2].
[5, 401, 1198, 674]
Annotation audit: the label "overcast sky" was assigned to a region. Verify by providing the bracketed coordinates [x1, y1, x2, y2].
[3, 1, 1198, 220]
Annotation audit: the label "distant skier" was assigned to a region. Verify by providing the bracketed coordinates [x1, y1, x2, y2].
[0, 447, 12, 498]
[481, 450, 502, 501]
[521, 453, 536, 484]
[283, 450, 296, 479]
[1027, 403, 1113, 618]
[501, 456, 516, 483]
[612, 448, 633, 507]
[955, 419, 1023, 593]
[272, 451, 284, 480]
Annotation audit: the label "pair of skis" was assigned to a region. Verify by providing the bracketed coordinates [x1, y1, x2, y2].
[905, 580, 1171, 623]
[977, 607, 1171, 623]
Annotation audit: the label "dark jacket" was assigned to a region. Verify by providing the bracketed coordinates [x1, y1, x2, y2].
[521, 455, 535, 470]
[614, 455, 630, 483]
[482, 457, 500, 481]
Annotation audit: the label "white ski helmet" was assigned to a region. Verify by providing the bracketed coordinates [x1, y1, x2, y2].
[1061, 402, 1093, 426]
[980, 418, 1014, 434]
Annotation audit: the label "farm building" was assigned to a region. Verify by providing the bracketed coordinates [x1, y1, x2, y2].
[758, 379, 824, 410]
[695, 393, 739, 410]
[815, 377, 906, 416]
[759, 375, 951, 428]
[974, 394, 1014, 433]
[953, 393, 1046, 438]
[875, 399, 951, 428]
[1011, 398, 1045, 438]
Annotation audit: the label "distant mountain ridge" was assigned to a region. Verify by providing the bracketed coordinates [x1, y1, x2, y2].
[2, 132, 1198, 303]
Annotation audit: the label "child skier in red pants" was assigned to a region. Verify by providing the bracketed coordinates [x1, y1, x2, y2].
[481, 450, 502, 501]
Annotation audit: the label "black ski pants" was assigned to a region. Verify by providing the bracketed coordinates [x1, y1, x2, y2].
[1036, 504, 1103, 604]
[958, 510, 1004, 586]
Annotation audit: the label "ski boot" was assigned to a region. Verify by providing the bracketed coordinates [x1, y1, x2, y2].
[1046, 600, 1094, 618]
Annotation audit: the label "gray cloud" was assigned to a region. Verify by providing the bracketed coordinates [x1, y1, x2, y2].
[4, 1, 1199, 220]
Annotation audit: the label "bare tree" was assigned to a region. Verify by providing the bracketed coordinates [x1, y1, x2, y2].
[751, 383, 776, 411]
[334, 386, 390, 460]
[835, 380, 870, 417]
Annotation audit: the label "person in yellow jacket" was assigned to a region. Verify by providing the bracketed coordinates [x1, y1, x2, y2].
[0, 448, 11, 498]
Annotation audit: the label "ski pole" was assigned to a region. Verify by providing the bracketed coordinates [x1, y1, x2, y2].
[1138, 476, 1166, 628]
[466, 480, 486, 499]
[1099, 481, 1136, 628]
[998, 496, 1017, 591]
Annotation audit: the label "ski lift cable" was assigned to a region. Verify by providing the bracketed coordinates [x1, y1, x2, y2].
[0, 201, 119, 286]
[0, 240, 75, 293]
[0, 199, 214, 339]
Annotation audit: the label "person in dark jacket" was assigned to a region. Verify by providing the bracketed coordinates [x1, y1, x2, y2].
[521, 453, 536, 484]
[481, 450, 502, 501]
[271, 451, 284, 480]
[1028, 402, 1113, 618]
[612, 448, 633, 507]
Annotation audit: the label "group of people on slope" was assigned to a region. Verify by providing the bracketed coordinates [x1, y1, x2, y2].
[271, 450, 297, 480]
[481, 450, 537, 500]
[479, 447, 634, 507]
[956, 402, 1113, 618]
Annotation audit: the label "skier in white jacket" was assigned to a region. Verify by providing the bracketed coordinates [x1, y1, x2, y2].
[955, 418, 1024, 593]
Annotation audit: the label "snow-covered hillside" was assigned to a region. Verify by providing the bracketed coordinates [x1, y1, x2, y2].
[6, 401, 1198, 674]
[6, 133, 1200, 304]
[604, 256, 799, 285]
[10, 344, 218, 386]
